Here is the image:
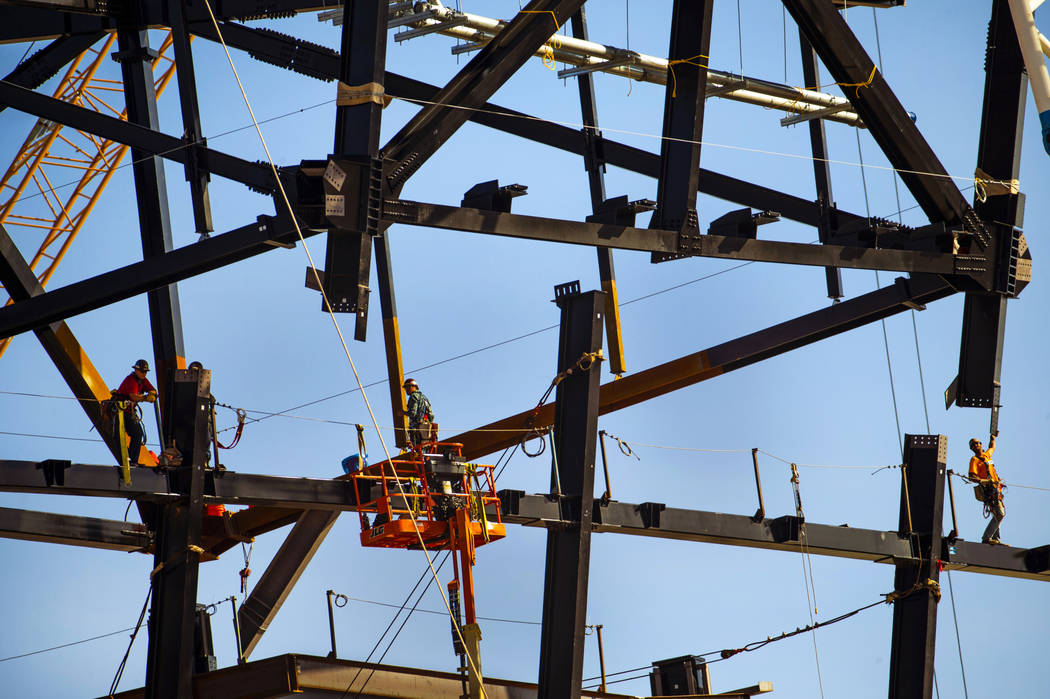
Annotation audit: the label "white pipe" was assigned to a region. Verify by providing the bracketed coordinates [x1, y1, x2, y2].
[1007, 0, 1050, 153]
[395, 4, 863, 126]
[1031, 0, 1046, 11]
[1039, 30, 1050, 59]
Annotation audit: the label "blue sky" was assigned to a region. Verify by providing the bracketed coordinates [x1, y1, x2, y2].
[2, 2, 1048, 697]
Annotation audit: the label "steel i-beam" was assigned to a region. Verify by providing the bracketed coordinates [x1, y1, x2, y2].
[168, 0, 213, 238]
[115, 27, 187, 398]
[537, 284, 604, 699]
[145, 366, 211, 699]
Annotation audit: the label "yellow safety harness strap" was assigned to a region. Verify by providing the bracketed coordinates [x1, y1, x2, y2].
[117, 404, 130, 485]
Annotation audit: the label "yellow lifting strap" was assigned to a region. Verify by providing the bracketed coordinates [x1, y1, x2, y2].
[116, 404, 130, 485]
[974, 167, 1020, 202]
[337, 81, 392, 108]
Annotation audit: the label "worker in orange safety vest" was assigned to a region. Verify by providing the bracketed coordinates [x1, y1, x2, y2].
[968, 432, 1004, 544]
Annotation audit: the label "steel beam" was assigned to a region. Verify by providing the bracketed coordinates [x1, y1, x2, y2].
[650, 0, 714, 238]
[3, 458, 1045, 583]
[237, 510, 339, 658]
[108, 653, 642, 699]
[784, 0, 976, 234]
[0, 215, 299, 341]
[0, 461, 357, 509]
[168, 0, 213, 238]
[538, 286, 604, 699]
[380, 199, 972, 279]
[496, 488, 1048, 583]
[192, 23, 871, 232]
[145, 366, 211, 699]
[0, 79, 274, 193]
[0, 0, 325, 43]
[887, 435, 946, 699]
[570, 8, 625, 376]
[799, 31, 844, 300]
[0, 224, 118, 461]
[0, 33, 104, 113]
[449, 274, 955, 459]
[382, 0, 587, 194]
[0, 506, 149, 552]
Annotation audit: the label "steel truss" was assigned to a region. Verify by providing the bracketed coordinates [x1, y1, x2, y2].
[0, 1, 1039, 698]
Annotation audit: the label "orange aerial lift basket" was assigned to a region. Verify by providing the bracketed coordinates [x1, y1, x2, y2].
[349, 441, 506, 550]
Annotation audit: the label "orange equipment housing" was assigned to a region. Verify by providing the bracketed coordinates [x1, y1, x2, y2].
[350, 441, 506, 550]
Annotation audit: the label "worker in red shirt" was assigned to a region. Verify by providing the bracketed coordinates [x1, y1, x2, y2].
[968, 432, 1004, 544]
[114, 359, 157, 465]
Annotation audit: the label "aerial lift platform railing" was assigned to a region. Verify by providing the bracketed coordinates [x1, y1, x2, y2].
[350, 439, 506, 550]
[0, 30, 177, 359]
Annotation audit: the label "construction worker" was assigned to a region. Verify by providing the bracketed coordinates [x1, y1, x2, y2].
[968, 432, 1004, 544]
[402, 378, 435, 448]
[114, 359, 157, 465]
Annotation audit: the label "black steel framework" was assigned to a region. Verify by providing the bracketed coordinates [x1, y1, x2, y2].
[0, 1, 1039, 698]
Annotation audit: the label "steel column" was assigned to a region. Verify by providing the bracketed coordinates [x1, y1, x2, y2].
[799, 31, 844, 300]
[537, 286, 604, 699]
[168, 0, 213, 238]
[570, 8, 626, 376]
[651, 0, 714, 242]
[145, 366, 211, 699]
[115, 27, 186, 395]
[887, 435, 946, 699]
[323, 0, 388, 336]
[951, 0, 1029, 431]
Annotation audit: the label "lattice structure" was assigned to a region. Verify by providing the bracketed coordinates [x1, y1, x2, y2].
[0, 31, 177, 358]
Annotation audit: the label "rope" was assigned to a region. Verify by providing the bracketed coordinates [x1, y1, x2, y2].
[790, 464, 825, 697]
[520, 350, 603, 452]
[666, 54, 709, 98]
[200, 5, 487, 694]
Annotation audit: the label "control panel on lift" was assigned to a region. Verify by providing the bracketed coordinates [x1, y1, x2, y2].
[349, 441, 506, 549]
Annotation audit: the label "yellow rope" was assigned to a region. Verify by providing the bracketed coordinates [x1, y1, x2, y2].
[202, 4, 488, 692]
[835, 64, 877, 97]
[519, 10, 563, 71]
[666, 53, 709, 98]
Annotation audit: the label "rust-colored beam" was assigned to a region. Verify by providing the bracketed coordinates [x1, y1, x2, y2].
[448, 274, 953, 460]
[207, 273, 953, 555]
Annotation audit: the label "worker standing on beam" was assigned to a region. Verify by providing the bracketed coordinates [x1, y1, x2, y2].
[968, 432, 1005, 544]
[402, 378, 435, 449]
[114, 359, 157, 465]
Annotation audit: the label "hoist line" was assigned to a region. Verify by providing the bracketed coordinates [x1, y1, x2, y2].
[200, 4, 488, 694]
